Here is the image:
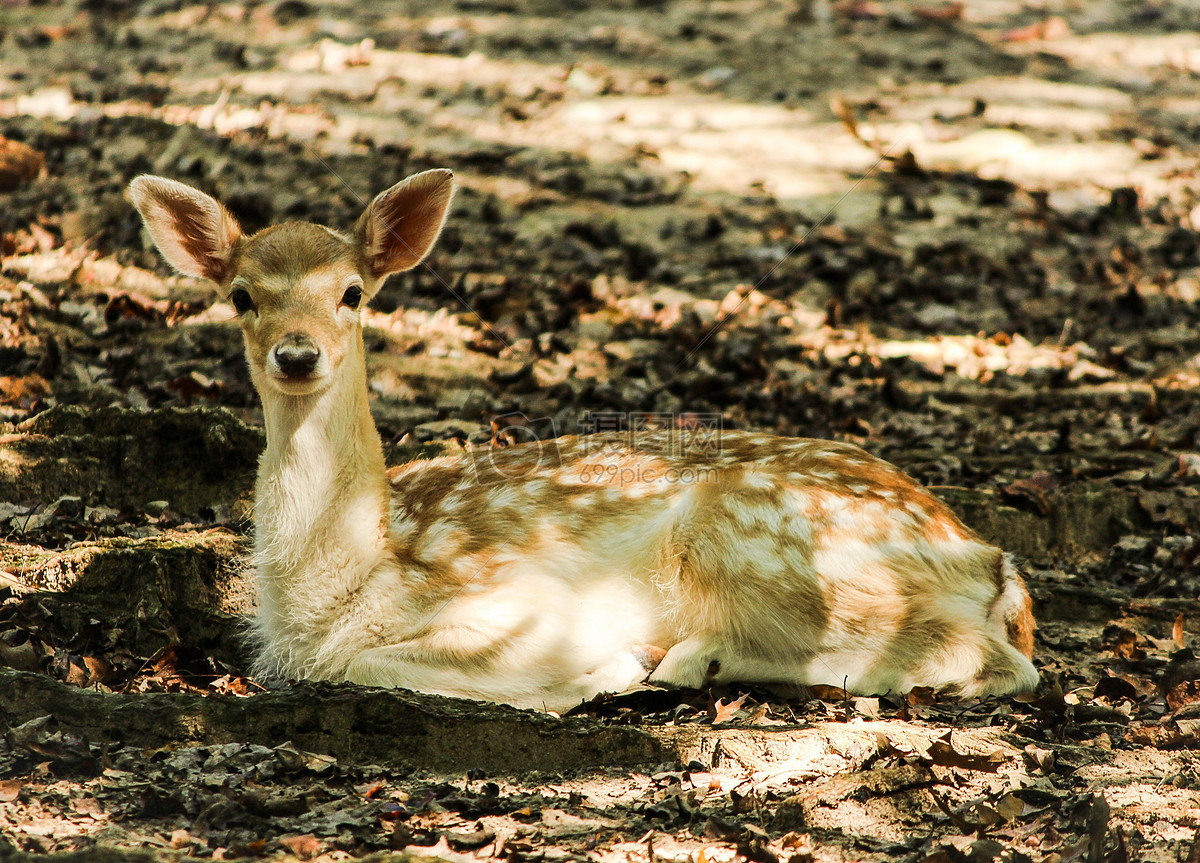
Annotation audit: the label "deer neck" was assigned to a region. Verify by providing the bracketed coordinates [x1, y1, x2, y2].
[252, 333, 390, 590]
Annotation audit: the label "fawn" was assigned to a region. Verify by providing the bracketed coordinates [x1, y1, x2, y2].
[130, 170, 1039, 712]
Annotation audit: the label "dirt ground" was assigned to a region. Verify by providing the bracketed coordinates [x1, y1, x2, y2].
[2, 0, 1200, 860]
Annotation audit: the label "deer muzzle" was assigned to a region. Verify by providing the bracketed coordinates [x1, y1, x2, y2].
[272, 332, 321, 379]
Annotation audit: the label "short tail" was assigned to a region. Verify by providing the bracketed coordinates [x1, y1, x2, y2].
[992, 555, 1035, 658]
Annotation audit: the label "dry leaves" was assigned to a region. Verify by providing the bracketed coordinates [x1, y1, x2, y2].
[925, 733, 1008, 773]
[1001, 16, 1071, 42]
[0, 137, 43, 192]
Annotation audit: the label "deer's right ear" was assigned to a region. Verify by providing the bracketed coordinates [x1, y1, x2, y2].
[355, 169, 455, 282]
[129, 176, 242, 284]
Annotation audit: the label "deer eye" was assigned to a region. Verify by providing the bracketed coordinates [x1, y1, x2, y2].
[230, 288, 255, 315]
[340, 284, 363, 309]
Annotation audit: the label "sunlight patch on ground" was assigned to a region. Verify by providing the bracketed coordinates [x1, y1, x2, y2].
[1034, 31, 1200, 74]
[4, 31, 1195, 216]
[902, 128, 1138, 184]
[865, 333, 1114, 383]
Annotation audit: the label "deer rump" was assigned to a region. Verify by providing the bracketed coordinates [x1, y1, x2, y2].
[263, 431, 1038, 713]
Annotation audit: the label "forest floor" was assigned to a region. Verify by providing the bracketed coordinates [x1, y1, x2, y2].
[1, 0, 1200, 860]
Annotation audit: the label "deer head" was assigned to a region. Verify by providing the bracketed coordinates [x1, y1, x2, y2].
[129, 170, 455, 398]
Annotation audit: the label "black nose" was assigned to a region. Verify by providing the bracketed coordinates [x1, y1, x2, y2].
[273, 333, 320, 378]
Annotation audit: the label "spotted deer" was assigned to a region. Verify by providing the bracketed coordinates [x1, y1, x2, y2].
[129, 170, 1039, 712]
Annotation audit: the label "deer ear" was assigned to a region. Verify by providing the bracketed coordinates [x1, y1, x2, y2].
[356, 169, 454, 281]
[129, 175, 242, 283]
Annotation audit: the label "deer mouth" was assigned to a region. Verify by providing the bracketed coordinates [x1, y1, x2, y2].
[267, 372, 327, 396]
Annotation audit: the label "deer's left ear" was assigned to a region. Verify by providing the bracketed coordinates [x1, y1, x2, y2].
[129, 175, 242, 284]
[355, 169, 454, 282]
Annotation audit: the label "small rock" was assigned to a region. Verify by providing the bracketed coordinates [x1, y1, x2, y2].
[1047, 188, 1101, 215]
[14, 496, 83, 532]
[603, 340, 660, 362]
[14, 87, 75, 120]
[54, 496, 84, 519]
[0, 502, 29, 523]
[426, 25, 469, 53]
[1114, 535, 1151, 554]
[566, 66, 605, 96]
[696, 66, 737, 91]
[913, 303, 960, 330]
[85, 505, 121, 524]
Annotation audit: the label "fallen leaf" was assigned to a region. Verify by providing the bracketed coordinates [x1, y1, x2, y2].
[1107, 628, 1147, 661]
[65, 658, 88, 687]
[906, 686, 938, 706]
[1001, 472, 1058, 516]
[0, 137, 44, 192]
[104, 291, 165, 324]
[1174, 454, 1200, 479]
[235, 840, 267, 856]
[1126, 724, 1195, 748]
[831, 96, 867, 148]
[833, 0, 883, 20]
[167, 371, 223, 403]
[1166, 680, 1200, 713]
[1160, 649, 1200, 695]
[279, 835, 324, 859]
[926, 732, 1007, 773]
[811, 684, 851, 702]
[81, 656, 111, 684]
[1002, 16, 1070, 42]
[713, 693, 749, 724]
[1022, 744, 1055, 774]
[0, 374, 51, 407]
[28, 222, 56, 252]
[0, 638, 40, 672]
[995, 793, 1025, 822]
[914, 2, 964, 22]
[0, 780, 23, 803]
[853, 696, 880, 719]
[1094, 675, 1138, 703]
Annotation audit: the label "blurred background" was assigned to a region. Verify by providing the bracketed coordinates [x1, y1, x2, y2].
[4, 0, 1200, 451]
